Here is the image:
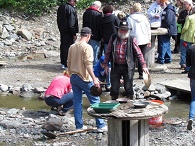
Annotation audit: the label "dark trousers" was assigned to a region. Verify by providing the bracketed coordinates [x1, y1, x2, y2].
[110, 63, 134, 99]
[60, 31, 74, 67]
[173, 33, 180, 52]
[44, 92, 74, 112]
[138, 44, 147, 76]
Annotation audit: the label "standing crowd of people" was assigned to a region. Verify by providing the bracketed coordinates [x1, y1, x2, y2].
[44, 0, 195, 132]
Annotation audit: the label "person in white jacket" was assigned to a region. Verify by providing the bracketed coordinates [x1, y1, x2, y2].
[127, 3, 151, 79]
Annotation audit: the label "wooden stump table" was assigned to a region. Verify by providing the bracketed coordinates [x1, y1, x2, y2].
[87, 100, 168, 146]
[144, 28, 168, 68]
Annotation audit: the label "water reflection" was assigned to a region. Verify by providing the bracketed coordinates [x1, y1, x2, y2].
[0, 93, 191, 119]
[0, 95, 49, 110]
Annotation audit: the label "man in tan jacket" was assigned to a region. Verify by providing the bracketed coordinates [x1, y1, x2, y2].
[67, 27, 107, 132]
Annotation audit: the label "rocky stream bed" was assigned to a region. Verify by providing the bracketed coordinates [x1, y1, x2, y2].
[1, 1, 195, 146]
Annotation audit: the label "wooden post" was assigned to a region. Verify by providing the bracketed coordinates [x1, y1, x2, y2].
[129, 120, 139, 146]
[108, 119, 123, 146]
[145, 35, 156, 68]
[138, 119, 149, 146]
[108, 119, 149, 146]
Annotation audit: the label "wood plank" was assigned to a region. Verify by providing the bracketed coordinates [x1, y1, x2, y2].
[108, 119, 122, 146]
[145, 36, 156, 68]
[160, 79, 190, 93]
[129, 120, 138, 146]
[138, 120, 149, 146]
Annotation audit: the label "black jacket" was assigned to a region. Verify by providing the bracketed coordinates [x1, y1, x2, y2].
[161, 4, 177, 36]
[100, 14, 120, 44]
[83, 7, 102, 41]
[177, 8, 195, 28]
[57, 2, 78, 36]
[187, 45, 195, 80]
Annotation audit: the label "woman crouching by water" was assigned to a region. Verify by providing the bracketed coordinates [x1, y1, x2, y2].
[44, 70, 73, 116]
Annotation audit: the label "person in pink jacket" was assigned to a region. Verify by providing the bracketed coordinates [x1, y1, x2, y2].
[44, 70, 73, 116]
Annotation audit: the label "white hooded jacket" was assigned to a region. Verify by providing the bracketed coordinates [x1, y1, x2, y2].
[127, 12, 151, 45]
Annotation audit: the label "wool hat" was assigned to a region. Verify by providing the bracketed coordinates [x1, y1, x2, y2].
[116, 20, 129, 30]
[184, 0, 193, 5]
[81, 27, 93, 36]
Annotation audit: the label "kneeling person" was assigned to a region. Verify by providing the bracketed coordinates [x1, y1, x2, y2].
[94, 55, 111, 91]
[44, 70, 73, 116]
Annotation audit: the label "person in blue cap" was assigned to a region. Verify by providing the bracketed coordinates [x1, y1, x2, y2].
[94, 55, 111, 91]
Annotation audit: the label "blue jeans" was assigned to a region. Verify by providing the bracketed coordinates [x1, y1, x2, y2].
[70, 74, 105, 129]
[88, 39, 100, 66]
[97, 68, 111, 88]
[45, 92, 74, 112]
[180, 39, 192, 71]
[110, 63, 134, 99]
[189, 79, 195, 120]
[157, 35, 172, 64]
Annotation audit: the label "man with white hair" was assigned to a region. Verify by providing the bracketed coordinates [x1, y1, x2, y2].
[83, 1, 102, 65]
[127, 3, 151, 79]
[178, 0, 194, 73]
[104, 20, 149, 100]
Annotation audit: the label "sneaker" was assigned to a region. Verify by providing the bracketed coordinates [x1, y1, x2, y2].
[105, 86, 111, 92]
[61, 64, 68, 70]
[180, 64, 186, 70]
[97, 125, 108, 133]
[181, 70, 189, 74]
[51, 106, 59, 112]
[187, 119, 193, 130]
[61, 64, 65, 69]
[76, 125, 88, 131]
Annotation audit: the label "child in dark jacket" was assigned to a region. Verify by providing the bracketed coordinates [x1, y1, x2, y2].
[94, 55, 111, 91]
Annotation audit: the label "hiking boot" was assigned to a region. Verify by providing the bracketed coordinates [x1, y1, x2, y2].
[97, 125, 108, 133]
[187, 119, 193, 130]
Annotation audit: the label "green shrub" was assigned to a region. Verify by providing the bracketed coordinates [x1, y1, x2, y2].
[76, 0, 94, 10]
[0, 0, 96, 16]
[18, 0, 58, 16]
[0, 0, 17, 8]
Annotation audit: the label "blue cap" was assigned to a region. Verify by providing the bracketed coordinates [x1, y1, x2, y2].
[100, 55, 105, 63]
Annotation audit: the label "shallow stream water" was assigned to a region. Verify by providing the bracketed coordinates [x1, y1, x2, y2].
[0, 93, 191, 120]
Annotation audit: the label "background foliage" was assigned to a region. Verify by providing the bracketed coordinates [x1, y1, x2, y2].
[0, 0, 94, 16]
